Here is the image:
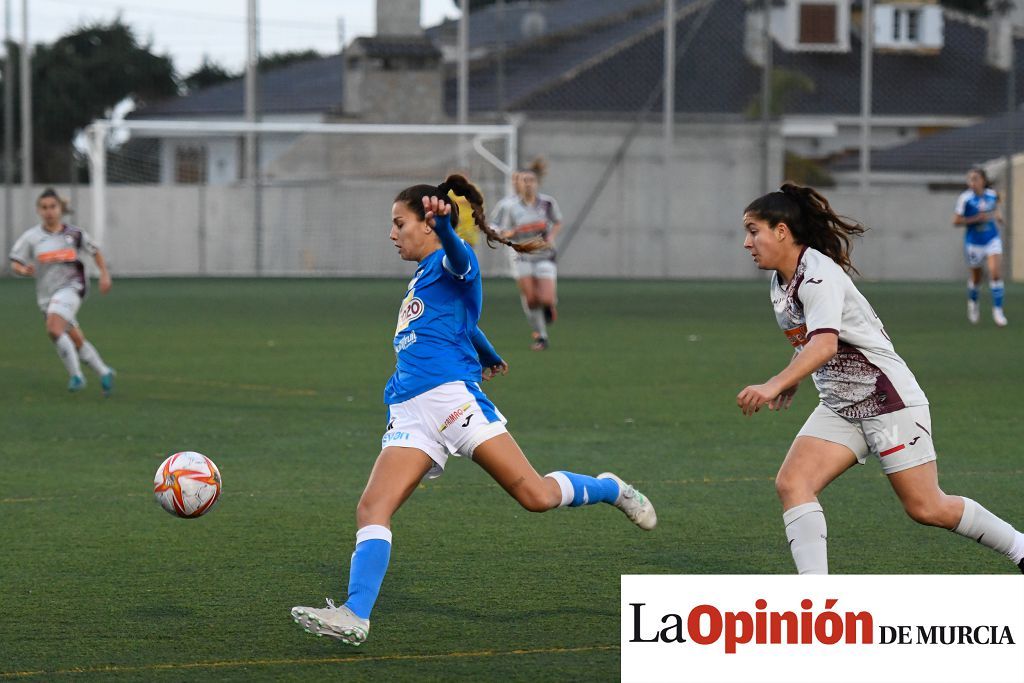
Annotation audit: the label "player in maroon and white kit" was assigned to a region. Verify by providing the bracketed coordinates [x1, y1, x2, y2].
[737, 183, 1023, 574]
[9, 188, 116, 395]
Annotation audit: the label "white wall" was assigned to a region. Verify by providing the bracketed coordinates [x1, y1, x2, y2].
[16, 119, 989, 282]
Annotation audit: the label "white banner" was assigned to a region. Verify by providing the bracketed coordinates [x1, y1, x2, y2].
[621, 575, 1024, 683]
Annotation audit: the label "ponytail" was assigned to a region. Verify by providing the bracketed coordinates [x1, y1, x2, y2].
[395, 174, 545, 254]
[745, 183, 866, 274]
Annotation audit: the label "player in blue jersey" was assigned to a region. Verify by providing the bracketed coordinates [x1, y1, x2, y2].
[953, 167, 1006, 326]
[291, 174, 656, 646]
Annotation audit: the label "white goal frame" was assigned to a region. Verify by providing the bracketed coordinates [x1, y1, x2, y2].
[85, 119, 518, 270]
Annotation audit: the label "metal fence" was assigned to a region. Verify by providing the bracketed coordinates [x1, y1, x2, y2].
[2, 0, 1021, 280]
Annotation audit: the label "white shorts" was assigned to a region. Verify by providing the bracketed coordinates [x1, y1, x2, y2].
[382, 381, 508, 479]
[511, 256, 557, 280]
[797, 404, 937, 475]
[44, 287, 82, 327]
[965, 237, 1002, 268]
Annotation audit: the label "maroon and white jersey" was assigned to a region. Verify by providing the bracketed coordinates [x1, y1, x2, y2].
[9, 223, 98, 310]
[770, 247, 927, 419]
[495, 193, 562, 263]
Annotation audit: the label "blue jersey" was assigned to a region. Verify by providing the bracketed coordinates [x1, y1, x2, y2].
[955, 188, 999, 246]
[384, 245, 484, 404]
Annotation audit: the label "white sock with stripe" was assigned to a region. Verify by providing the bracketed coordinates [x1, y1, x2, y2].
[783, 502, 829, 575]
[54, 334, 82, 377]
[78, 341, 111, 376]
[953, 497, 1024, 563]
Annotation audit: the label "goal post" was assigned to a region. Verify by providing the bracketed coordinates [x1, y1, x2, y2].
[85, 119, 518, 277]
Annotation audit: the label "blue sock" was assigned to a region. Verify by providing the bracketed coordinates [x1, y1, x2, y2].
[344, 526, 392, 620]
[968, 282, 979, 302]
[547, 471, 620, 507]
[991, 280, 1004, 309]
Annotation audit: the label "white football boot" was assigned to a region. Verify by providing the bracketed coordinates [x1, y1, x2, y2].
[291, 599, 369, 646]
[967, 300, 980, 324]
[598, 472, 657, 530]
[993, 307, 1008, 327]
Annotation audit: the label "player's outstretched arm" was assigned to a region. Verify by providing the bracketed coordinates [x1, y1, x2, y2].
[737, 332, 837, 416]
[470, 326, 508, 380]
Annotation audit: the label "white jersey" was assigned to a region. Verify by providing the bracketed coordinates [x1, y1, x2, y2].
[9, 223, 99, 310]
[770, 247, 927, 419]
[495, 193, 562, 263]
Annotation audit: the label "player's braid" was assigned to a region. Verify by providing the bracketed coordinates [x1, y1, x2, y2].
[441, 174, 545, 254]
[779, 183, 866, 275]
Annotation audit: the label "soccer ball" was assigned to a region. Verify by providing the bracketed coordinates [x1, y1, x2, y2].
[153, 451, 222, 518]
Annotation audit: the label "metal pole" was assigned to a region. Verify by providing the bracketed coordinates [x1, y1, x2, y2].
[4, 0, 14, 272]
[19, 0, 30, 191]
[1005, 20, 1015, 282]
[457, 0, 468, 126]
[246, 0, 262, 274]
[859, 0, 873, 193]
[87, 123, 107, 250]
[663, 0, 675, 157]
[760, 0, 772, 193]
[663, 0, 675, 277]
[457, 0, 469, 167]
[496, 0, 505, 113]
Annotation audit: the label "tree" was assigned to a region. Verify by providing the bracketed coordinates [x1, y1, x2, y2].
[183, 56, 235, 93]
[745, 67, 816, 119]
[259, 49, 322, 72]
[0, 18, 177, 183]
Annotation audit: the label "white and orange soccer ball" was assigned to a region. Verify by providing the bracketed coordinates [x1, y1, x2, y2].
[153, 451, 222, 518]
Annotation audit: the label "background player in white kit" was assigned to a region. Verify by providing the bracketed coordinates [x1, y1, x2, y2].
[9, 188, 116, 395]
[952, 167, 1007, 326]
[737, 183, 1024, 574]
[495, 158, 562, 351]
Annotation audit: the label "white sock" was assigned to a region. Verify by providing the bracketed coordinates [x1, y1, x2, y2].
[520, 296, 543, 337]
[54, 334, 82, 377]
[954, 497, 1022, 562]
[783, 502, 828, 575]
[78, 341, 111, 376]
[531, 308, 548, 339]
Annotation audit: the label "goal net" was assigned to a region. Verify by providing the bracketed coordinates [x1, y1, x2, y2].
[86, 120, 518, 277]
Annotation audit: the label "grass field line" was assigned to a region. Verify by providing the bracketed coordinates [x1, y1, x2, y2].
[3, 469, 1021, 505]
[0, 644, 619, 678]
[0, 361, 319, 397]
[129, 373, 320, 396]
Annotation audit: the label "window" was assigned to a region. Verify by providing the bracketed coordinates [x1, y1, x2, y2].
[175, 145, 207, 184]
[799, 4, 837, 44]
[893, 7, 921, 43]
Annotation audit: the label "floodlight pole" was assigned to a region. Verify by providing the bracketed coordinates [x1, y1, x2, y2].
[19, 0, 30, 192]
[859, 0, 873, 193]
[3, 0, 14, 272]
[760, 0, 772, 194]
[246, 0, 262, 274]
[1005, 9, 1015, 281]
[457, 0, 469, 168]
[663, 0, 675, 278]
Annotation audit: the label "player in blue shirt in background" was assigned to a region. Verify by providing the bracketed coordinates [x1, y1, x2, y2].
[291, 174, 656, 646]
[953, 167, 1007, 327]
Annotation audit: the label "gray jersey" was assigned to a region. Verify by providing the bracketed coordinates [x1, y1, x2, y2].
[771, 247, 927, 419]
[10, 224, 98, 309]
[495, 193, 562, 262]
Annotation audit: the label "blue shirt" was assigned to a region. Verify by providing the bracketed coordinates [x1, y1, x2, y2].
[384, 245, 484, 404]
[955, 188, 1000, 246]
